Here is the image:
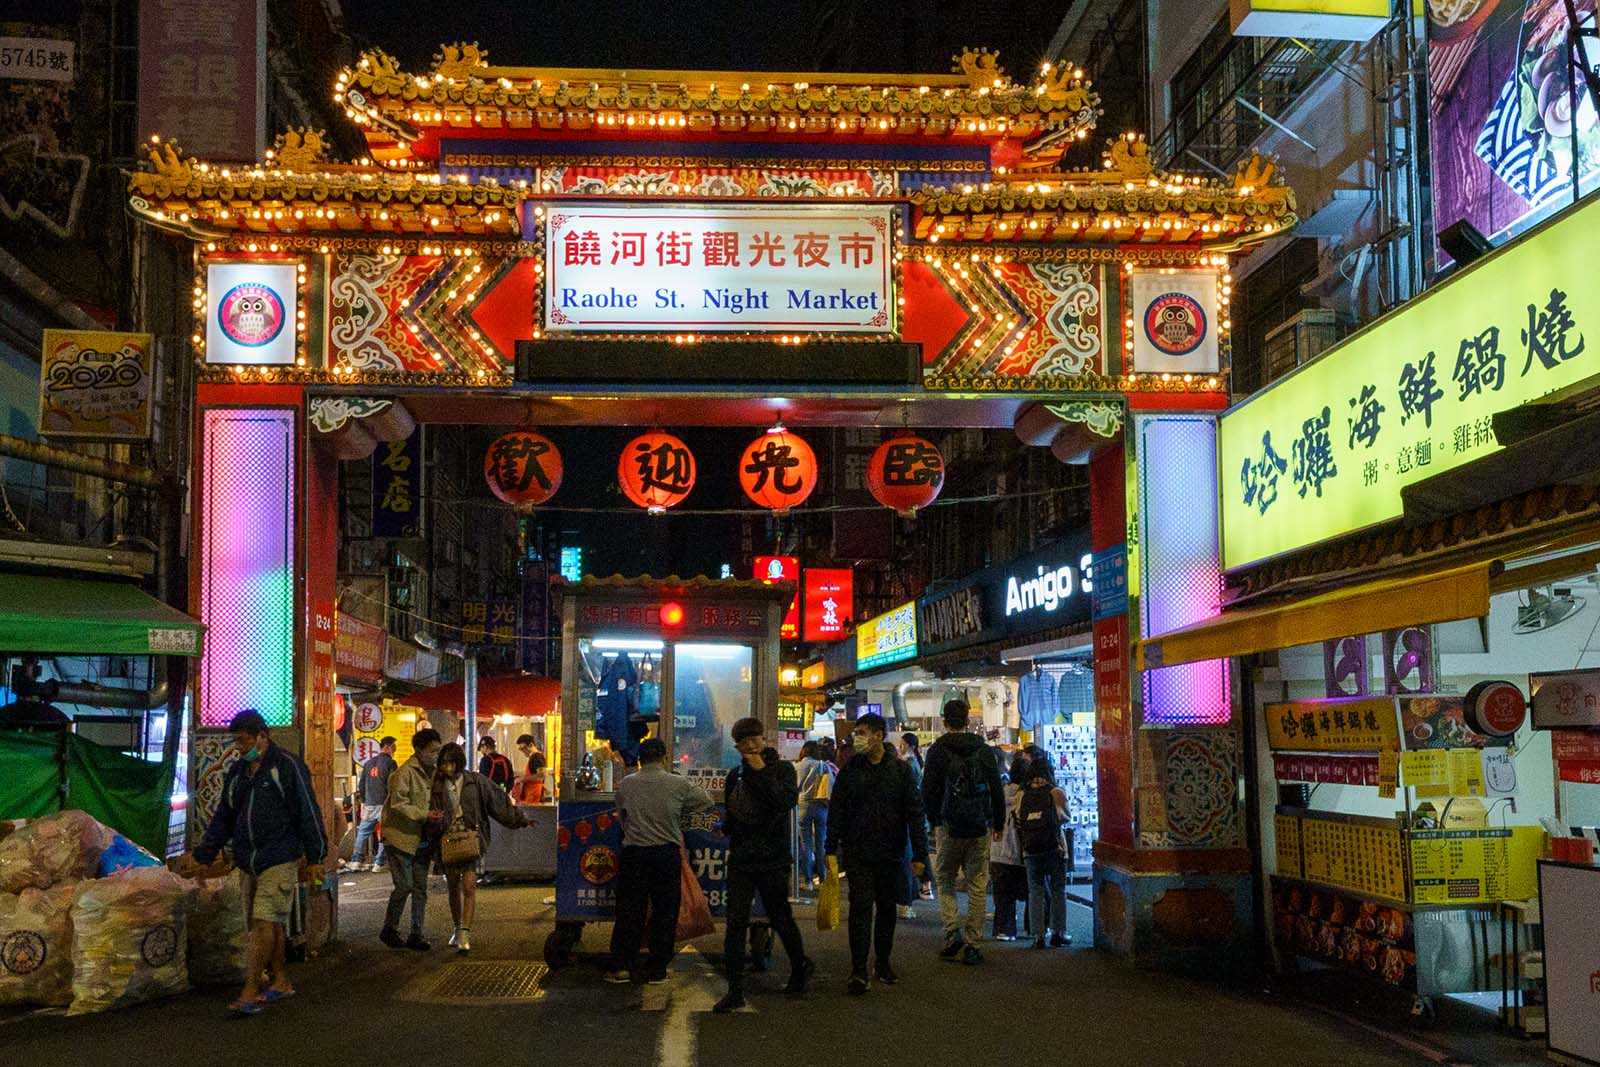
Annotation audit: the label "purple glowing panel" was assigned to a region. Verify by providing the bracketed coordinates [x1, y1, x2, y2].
[200, 408, 296, 728]
[1135, 413, 1230, 725]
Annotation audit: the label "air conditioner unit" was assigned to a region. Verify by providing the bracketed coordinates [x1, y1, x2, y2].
[1263, 308, 1340, 384]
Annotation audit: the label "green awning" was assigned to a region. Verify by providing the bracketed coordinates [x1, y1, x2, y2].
[0, 573, 204, 657]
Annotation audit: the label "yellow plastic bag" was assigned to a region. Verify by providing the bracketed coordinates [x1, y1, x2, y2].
[816, 855, 841, 932]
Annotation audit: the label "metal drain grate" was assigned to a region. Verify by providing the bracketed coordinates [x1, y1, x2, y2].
[425, 961, 548, 1002]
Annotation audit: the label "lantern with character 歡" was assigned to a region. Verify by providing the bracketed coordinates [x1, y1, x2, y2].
[867, 431, 944, 517]
[484, 430, 563, 506]
[619, 430, 696, 513]
[738, 426, 817, 513]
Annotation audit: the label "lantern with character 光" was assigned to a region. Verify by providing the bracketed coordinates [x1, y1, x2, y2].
[867, 430, 944, 517]
[739, 425, 817, 513]
[619, 430, 696, 513]
[483, 430, 563, 507]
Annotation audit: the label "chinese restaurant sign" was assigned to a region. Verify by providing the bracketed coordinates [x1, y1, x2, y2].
[1265, 696, 1401, 752]
[856, 601, 917, 671]
[39, 330, 153, 440]
[371, 432, 423, 539]
[542, 203, 894, 334]
[754, 555, 800, 640]
[803, 568, 853, 643]
[1220, 194, 1600, 570]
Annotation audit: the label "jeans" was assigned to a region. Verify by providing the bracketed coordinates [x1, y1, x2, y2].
[933, 828, 991, 944]
[990, 862, 1027, 938]
[1025, 852, 1068, 940]
[723, 865, 806, 993]
[352, 808, 385, 867]
[608, 844, 681, 978]
[798, 803, 828, 884]
[384, 847, 429, 937]
[844, 860, 901, 975]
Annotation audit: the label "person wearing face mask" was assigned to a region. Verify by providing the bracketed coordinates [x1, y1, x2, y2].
[430, 742, 528, 953]
[378, 727, 444, 951]
[186, 710, 327, 1016]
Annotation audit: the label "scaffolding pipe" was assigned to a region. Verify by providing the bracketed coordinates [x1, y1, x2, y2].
[0, 434, 164, 490]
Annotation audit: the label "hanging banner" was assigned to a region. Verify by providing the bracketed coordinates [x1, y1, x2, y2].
[1128, 268, 1219, 375]
[754, 556, 799, 640]
[334, 611, 386, 684]
[38, 330, 154, 440]
[1264, 696, 1401, 752]
[541, 202, 895, 335]
[371, 432, 423, 539]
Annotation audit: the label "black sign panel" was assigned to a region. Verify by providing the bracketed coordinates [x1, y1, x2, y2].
[517, 339, 920, 386]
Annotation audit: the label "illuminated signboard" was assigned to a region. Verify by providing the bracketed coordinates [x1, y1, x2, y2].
[205, 260, 298, 366]
[803, 567, 854, 642]
[1229, 0, 1391, 42]
[1219, 194, 1600, 571]
[541, 203, 895, 334]
[755, 555, 800, 640]
[856, 601, 918, 671]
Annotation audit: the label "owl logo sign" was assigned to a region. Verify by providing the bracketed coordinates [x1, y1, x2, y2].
[217, 283, 286, 347]
[1144, 292, 1207, 357]
[204, 261, 299, 365]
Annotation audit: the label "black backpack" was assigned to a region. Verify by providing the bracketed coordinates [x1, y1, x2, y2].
[1017, 782, 1063, 856]
[940, 748, 992, 838]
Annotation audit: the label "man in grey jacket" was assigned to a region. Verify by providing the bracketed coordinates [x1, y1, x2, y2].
[603, 738, 716, 984]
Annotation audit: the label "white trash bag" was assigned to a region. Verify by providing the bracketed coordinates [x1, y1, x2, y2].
[0, 810, 114, 893]
[186, 872, 247, 986]
[0, 884, 76, 1007]
[68, 865, 193, 1015]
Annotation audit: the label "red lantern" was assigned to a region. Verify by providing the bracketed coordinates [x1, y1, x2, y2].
[867, 430, 945, 517]
[619, 430, 696, 512]
[484, 430, 562, 506]
[738, 426, 817, 512]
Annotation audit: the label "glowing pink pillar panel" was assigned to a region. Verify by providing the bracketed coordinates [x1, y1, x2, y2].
[199, 408, 297, 728]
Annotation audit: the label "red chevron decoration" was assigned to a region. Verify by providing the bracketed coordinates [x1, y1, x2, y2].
[327, 252, 535, 374]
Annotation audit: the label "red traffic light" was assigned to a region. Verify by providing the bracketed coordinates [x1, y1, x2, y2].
[659, 601, 685, 627]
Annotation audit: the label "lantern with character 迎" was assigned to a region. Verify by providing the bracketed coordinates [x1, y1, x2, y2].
[619, 430, 696, 513]
[866, 430, 944, 517]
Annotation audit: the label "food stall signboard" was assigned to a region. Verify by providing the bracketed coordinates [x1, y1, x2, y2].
[541, 202, 895, 335]
[1408, 826, 1543, 905]
[1265, 696, 1400, 752]
[856, 601, 918, 671]
[1529, 668, 1600, 729]
[1296, 814, 1408, 902]
[776, 701, 811, 731]
[1219, 193, 1600, 570]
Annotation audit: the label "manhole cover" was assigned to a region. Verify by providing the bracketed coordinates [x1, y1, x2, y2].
[424, 961, 548, 1002]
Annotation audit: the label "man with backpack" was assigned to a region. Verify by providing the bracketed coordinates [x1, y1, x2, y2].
[477, 736, 515, 790]
[921, 699, 1004, 965]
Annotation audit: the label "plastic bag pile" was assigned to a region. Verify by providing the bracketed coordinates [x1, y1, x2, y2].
[0, 810, 249, 1014]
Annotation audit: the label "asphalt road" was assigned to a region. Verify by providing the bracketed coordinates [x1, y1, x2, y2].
[0, 870, 1543, 1067]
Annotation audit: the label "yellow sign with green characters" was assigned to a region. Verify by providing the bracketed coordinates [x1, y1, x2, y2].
[1220, 195, 1600, 570]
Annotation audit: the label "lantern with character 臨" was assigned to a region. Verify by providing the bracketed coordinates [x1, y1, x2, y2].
[866, 430, 944, 517]
[738, 426, 817, 513]
[483, 430, 563, 506]
[619, 430, 696, 513]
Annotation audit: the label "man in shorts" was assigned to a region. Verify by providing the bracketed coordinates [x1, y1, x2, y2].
[187, 709, 327, 1015]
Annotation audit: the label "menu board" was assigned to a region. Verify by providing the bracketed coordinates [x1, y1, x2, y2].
[1298, 814, 1407, 902]
[1275, 813, 1303, 879]
[1265, 697, 1400, 752]
[1407, 827, 1543, 905]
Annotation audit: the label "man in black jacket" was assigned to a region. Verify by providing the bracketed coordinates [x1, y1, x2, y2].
[922, 699, 1006, 964]
[715, 717, 813, 1013]
[826, 712, 929, 995]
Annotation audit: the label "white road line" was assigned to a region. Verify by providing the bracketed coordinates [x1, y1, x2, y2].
[653, 946, 748, 1067]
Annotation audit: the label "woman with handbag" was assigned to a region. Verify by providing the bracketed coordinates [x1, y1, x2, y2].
[429, 743, 529, 953]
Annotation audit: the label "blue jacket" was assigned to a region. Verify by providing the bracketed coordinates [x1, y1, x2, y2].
[195, 743, 327, 874]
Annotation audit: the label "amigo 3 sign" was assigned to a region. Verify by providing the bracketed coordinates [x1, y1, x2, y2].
[1219, 194, 1600, 570]
[541, 203, 895, 334]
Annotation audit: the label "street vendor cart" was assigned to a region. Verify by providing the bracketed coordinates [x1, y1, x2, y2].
[542, 575, 790, 967]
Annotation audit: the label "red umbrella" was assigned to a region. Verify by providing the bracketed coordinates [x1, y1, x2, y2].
[401, 672, 559, 719]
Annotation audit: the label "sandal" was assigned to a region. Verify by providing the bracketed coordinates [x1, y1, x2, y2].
[228, 999, 263, 1016]
[259, 989, 296, 1003]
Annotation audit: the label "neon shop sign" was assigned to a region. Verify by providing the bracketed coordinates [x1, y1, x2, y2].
[1003, 554, 1093, 619]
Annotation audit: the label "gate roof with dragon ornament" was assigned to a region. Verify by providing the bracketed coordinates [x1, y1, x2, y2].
[127, 44, 1295, 407]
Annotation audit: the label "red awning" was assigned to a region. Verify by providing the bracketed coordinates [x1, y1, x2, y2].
[402, 673, 559, 719]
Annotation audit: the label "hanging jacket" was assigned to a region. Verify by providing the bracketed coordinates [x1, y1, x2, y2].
[595, 653, 638, 748]
[194, 743, 326, 875]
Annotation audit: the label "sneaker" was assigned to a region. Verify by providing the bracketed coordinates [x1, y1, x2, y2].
[898, 905, 916, 920]
[784, 958, 815, 995]
[712, 992, 746, 1014]
[404, 934, 432, 951]
[602, 970, 632, 984]
[457, 928, 471, 954]
[938, 936, 965, 961]
[448, 927, 460, 948]
[846, 973, 870, 996]
[644, 973, 669, 986]
[1050, 933, 1071, 948]
[379, 926, 405, 950]
[874, 964, 899, 985]
[994, 933, 1017, 942]
[962, 944, 983, 966]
